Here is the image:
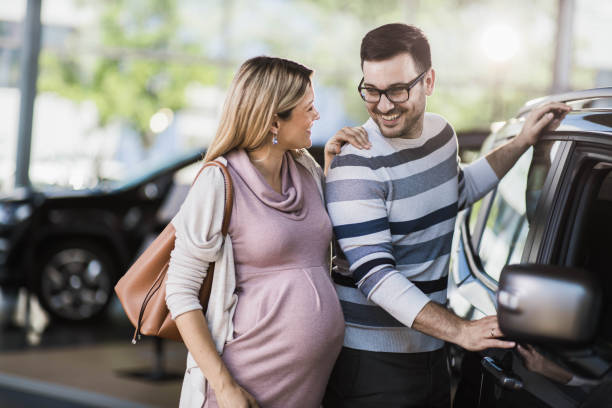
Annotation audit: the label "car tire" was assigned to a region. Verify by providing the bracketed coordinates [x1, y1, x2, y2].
[32, 240, 116, 322]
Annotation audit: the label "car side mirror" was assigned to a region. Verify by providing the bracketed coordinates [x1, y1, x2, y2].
[497, 264, 602, 344]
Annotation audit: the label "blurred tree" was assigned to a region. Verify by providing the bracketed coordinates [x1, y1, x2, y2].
[36, 0, 568, 141]
[38, 0, 219, 146]
[306, 0, 405, 22]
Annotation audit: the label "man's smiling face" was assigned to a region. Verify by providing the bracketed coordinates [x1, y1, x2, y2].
[362, 53, 434, 139]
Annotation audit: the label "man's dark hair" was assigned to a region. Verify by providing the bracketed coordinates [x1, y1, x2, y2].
[360, 23, 431, 72]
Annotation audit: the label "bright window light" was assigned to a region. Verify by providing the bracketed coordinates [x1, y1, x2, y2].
[149, 108, 174, 134]
[480, 24, 520, 63]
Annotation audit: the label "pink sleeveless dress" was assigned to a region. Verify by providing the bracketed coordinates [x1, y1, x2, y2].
[203, 149, 344, 408]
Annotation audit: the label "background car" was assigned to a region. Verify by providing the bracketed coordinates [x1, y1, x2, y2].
[449, 88, 612, 407]
[0, 148, 207, 322]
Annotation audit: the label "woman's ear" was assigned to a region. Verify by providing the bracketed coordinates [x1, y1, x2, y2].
[270, 115, 281, 135]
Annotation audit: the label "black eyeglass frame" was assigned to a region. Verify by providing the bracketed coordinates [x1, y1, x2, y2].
[357, 70, 428, 103]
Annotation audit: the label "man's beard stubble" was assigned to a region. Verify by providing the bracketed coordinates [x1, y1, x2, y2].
[372, 104, 425, 140]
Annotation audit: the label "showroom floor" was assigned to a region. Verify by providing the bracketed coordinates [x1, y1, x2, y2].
[0, 288, 186, 408]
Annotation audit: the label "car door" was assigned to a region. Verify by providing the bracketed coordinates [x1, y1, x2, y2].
[526, 137, 612, 407]
[451, 134, 612, 407]
[449, 136, 580, 407]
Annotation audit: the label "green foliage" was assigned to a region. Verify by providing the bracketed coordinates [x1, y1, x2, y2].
[36, 0, 586, 140]
[38, 0, 219, 145]
[306, 0, 404, 22]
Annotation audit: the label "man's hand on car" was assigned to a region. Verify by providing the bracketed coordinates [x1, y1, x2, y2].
[485, 102, 571, 180]
[458, 315, 516, 352]
[515, 102, 572, 148]
[413, 302, 515, 352]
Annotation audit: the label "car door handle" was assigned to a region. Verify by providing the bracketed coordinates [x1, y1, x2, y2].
[481, 356, 524, 390]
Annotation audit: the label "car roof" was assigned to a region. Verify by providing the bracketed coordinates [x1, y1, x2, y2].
[492, 88, 612, 143]
[517, 87, 612, 117]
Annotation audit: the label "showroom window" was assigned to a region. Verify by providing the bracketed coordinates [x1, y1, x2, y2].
[0, 9, 25, 193]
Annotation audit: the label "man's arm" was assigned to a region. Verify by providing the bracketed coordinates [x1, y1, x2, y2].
[411, 103, 572, 349]
[484, 102, 571, 180]
[326, 154, 514, 352]
[368, 275, 515, 351]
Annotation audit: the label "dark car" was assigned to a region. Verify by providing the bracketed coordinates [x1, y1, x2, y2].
[0, 148, 207, 322]
[449, 88, 612, 407]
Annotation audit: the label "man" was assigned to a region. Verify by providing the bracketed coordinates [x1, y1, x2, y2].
[323, 23, 570, 407]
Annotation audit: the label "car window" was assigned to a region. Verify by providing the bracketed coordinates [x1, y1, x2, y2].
[467, 134, 511, 243]
[561, 165, 612, 344]
[467, 198, 482, 238]
[586, 170, 612, 345]
[478, 141, 562, 281]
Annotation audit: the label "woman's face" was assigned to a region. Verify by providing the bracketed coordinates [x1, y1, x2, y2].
[277, 84, 320, 150]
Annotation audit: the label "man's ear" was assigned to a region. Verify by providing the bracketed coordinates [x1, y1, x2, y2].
[425, 68, 435, 96]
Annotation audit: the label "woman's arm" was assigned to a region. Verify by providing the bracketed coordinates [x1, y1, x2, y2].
[166, 165, 258, 407]
[175, 311, 258, 407]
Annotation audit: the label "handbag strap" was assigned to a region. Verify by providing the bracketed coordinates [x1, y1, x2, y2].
[195, 160, 233, 235]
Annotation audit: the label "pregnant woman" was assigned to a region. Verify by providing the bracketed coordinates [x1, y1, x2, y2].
[165, 56, 365, 408]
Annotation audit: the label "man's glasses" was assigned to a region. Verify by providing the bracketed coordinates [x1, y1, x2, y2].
[358, 70, 427, 104]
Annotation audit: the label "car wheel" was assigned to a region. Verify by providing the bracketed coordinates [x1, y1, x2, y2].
[33, 241, 116, 322]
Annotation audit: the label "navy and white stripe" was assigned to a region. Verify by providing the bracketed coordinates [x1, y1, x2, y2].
[325, 113, 498, 353]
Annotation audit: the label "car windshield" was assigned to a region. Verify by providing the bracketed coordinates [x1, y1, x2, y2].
[477, 141, 562, 281]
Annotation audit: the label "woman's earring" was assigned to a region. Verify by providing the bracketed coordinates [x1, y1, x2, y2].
[272, 133, 278, 145]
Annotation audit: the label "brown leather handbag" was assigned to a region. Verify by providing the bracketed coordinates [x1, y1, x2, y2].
[114, 160, 233, 343]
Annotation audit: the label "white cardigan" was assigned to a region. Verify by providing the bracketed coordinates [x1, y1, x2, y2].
[165, 151, 325, 407]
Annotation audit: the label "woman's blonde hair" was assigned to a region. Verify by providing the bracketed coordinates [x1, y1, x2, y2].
[204, 56, 314, 162]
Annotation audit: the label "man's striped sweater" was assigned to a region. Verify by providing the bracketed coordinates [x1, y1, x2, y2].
[325, 113, 498, 353]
